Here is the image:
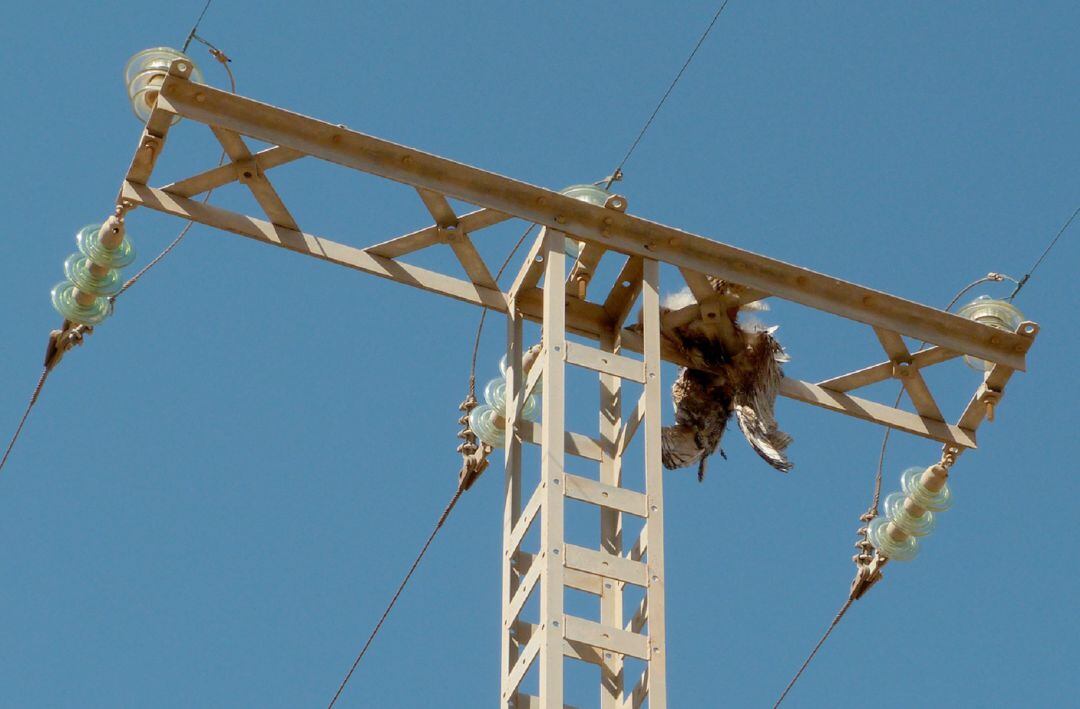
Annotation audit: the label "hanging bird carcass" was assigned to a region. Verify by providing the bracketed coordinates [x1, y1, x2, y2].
[652, 279, 793, 480]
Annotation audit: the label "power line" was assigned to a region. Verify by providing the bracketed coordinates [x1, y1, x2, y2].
[327, 483, 467, 708]
[1008, 204, 1080, 301]
[773, 597, 853, 708]
[0, 369, 49, 478]
[182, 0, 215, 53]
[327, 223, 536, 703]
[605, 0, 733, 188]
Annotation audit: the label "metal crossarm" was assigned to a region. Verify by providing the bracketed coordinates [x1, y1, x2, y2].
[114, 60, 1038, 457]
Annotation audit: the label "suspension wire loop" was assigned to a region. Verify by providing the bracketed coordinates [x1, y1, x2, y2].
[604, 0, 733, 188]
[1008, 204, 1080, 302]
[772, 598, 854, 709]
[467, 223, 536, 396]
[327, 483, 467, 709]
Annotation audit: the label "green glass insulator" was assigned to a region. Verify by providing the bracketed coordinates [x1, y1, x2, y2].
[124, 47, 204, 123]
[51, 281, 109, 326]
[560, 184, 613, 207]
[64, 253, 122, 297]
[867, 516, 919, 562]
[76, 224, 136, 269]
[469, 404, 505, 449]
[900, 466, 953, 512]
[956, 295, 1025, 371]
[883, 492, 936, 537]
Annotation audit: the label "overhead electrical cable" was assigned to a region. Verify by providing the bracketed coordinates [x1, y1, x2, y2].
[1008, 204, 1080, 301]
[181, 0, 215, 53]
[605, 0, 734, 188]
[326, 484, 466, 709]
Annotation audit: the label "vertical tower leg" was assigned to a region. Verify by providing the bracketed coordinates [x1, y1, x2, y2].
[500, 242, 667, 708]
[598, 329, 624, 708]
[501, 280, 525, 706]
[641, 258, 667, 706]
[538, 229, 568, 708]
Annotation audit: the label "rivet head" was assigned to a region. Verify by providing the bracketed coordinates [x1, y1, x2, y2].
[555, 215, 567, 224]
[195, 92, 206, 103]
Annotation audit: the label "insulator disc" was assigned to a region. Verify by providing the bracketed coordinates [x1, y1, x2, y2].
[498, 354, 543, 394]
[124, 47, 203, 123]
[51, 281, 109, 326]
[76, 224, 136, 269]
[469, 404, 505, 449]
[521, 394, 540, 422]
[867, 516, 919, 562]
[883, 492, 936, 537]
[64, 253, 122, 297]
[901, 466, 953, 512]
[484, 377, 507, 410]
[956, 296, 1024, 371]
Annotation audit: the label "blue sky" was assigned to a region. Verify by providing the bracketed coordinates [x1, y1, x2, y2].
[2, 2, 1078, 707]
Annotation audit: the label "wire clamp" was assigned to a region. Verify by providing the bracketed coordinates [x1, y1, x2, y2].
[457, 393, 491, 491]
[849, 552, 887, 601]
[43, 323, 92, 372]
[849, 509, 887, 600]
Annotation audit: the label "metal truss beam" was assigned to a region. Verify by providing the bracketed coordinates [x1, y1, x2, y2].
[150, 70, 1030, 371]
[119, 182, 986, 450]
[115, 63, 1043, 460]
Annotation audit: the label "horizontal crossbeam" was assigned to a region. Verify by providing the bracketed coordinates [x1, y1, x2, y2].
[153, 72, 1031, 371]
[120, 181, 979, 448]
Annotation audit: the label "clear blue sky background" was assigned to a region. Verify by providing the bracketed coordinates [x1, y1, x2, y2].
[2, 2, 1078, 707]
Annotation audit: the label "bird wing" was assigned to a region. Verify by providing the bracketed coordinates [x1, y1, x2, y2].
[662, 368, 731, 479]
[733, 330, 793, 473]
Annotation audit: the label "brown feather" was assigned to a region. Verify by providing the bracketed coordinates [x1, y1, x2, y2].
[659, 280, 793, 478]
